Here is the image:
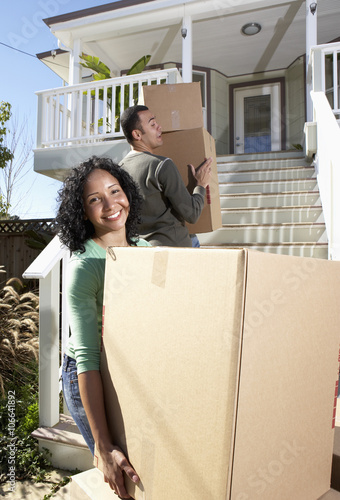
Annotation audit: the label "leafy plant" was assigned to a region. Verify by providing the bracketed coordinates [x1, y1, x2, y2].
[79, 54, 151, 131]
[24, 228, 54, 251]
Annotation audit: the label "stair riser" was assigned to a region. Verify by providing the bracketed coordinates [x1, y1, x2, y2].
[217, 161, 310, 172]
[198, 226, 327, 245]
[200, 245, 329, 259]
[219, 193, 321, 208]
[222, 208, 324, 224]
[218, 169, 315, 182]
[219, 180, 318, 194]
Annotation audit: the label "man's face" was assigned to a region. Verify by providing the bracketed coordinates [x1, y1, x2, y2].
[135, 109, 163, 152]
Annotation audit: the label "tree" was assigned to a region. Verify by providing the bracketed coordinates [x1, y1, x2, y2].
[0, 112, 34, 218]
[0, 101, 14, 170]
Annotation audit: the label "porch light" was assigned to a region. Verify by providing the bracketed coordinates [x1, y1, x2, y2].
[241, 22, 262, 36]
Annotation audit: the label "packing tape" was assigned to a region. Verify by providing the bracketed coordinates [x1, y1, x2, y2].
[151, 250, 168, 288]
[171, 110, 180, 130]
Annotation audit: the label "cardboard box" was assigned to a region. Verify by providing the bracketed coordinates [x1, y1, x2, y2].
[97, 248, 340, 500]
[139, 82, 221, 234]
[139, 82, 204, 132]
[156, 128, 222, 233]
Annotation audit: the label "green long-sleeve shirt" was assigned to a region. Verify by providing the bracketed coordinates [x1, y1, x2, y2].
[120, 151, 206, 247]
[65, 238, 150, 374]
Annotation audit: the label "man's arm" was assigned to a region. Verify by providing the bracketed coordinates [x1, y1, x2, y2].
[158, 157, 212, 224]
[78, 370, 140, 498]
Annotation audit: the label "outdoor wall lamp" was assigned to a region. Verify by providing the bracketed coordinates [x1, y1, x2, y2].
[241, 22, 262, 36]
[181, 27, 187, 39]
[310, 2, 317, 15]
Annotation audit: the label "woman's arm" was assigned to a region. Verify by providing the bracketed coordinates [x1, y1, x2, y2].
[78, 370, 140, 498]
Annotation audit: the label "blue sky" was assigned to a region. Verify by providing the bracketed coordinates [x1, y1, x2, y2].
[1, 0, 116, 218]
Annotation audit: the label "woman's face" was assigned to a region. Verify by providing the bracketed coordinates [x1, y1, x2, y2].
[82, 169, 130, 239]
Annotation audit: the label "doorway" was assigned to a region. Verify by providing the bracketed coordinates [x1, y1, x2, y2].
[231, 80, 285, 154]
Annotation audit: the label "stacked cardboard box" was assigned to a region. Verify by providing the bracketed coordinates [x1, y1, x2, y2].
[96, 248, 340, 499]
[139, 83, 222, 234]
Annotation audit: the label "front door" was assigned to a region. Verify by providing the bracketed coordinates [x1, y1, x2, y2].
[234, 83, 281, 154]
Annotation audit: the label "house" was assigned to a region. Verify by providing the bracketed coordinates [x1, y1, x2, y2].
[24, 0, 340, 488]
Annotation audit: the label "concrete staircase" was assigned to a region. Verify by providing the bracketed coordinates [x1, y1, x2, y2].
[199, 151, 329, 259]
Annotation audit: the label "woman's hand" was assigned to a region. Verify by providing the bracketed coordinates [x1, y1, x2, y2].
[101, 445, 140, 498]
[78, 371, 140, 497]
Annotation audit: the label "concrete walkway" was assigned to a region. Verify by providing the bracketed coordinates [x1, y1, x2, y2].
[0, 469, 71, 499]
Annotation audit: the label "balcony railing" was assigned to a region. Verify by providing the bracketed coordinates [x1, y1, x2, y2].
[36, 68, 182, 148]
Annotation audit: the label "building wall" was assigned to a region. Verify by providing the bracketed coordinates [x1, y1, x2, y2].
[210, 70, 229, 155]
[286, 56, 305, 149]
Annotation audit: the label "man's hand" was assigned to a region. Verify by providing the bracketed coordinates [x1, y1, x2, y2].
[189, 157, 212, 188]
[101, 445, 140, 498]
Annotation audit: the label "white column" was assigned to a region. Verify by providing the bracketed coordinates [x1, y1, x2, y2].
[306, 0, 317, 122]
[181, 15, 192, 83]
[69, 38, 82, 85]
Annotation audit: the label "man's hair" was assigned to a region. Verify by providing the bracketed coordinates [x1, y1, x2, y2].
[121, 105, 149, 144]
[55, 156, 142, 253]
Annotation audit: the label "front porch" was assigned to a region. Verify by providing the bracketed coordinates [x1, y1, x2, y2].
[24, 39, 340, 493]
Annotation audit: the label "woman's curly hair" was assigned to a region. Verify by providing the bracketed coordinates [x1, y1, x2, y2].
[55, 156, 142, 253]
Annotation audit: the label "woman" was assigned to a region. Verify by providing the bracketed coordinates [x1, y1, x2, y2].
[56, 156, 150, 498]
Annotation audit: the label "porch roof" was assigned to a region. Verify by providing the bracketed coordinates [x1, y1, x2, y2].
[39, 0, 340, 81]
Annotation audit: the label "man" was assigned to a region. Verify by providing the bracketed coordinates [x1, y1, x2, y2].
[119, 105, 212, 247]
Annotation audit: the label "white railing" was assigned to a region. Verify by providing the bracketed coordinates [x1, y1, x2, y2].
[307, 42, 340, 260]
[36, 68, 182, 148]
[23, 236, 69, 427]
[309, 41, 340, 119]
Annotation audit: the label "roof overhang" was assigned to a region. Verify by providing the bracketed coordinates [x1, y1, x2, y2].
[39, 0, 340, 80]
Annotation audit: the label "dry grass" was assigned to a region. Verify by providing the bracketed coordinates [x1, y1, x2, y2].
[0, 267, 39, 397]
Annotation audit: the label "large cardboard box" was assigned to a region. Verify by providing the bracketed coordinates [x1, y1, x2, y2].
[97, 248, 340, 500]
[157, 128, 222, 233]
[140, 82, 222, 233]
[139, 82, 204, 132]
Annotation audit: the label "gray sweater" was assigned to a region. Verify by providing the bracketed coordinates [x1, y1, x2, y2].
[120, 150, 205, 247]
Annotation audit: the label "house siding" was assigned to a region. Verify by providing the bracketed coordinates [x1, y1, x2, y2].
[286, 56, 305, 149]
[210, 70, 229, 155]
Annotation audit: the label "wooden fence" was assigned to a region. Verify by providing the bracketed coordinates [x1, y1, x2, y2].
[0, 219, 57, 282]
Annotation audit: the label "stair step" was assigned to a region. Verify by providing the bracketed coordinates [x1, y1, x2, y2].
[219, 191, 321, 208]
[214, 153, 328, 259]
[217, 150, 305, 163]
[221, 206, 324, 224]
[198, 223, 327, 245]
[217, 158, 311, 172]
[32, 413, 93, 471]
[219, 179, 318, 194]
[70, 468, 113, 499]
[199, 243, 328, 258]
[218, 167, 315, 182]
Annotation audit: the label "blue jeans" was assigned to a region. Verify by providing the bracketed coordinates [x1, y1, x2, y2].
[190, 234, 201, 248]
[61, 354, 95, 455]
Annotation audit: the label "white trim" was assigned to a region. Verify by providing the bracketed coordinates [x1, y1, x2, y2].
[23, 235, 67, 280]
